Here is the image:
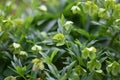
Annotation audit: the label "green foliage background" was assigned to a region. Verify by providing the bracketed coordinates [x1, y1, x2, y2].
[0, 0, 120, 80]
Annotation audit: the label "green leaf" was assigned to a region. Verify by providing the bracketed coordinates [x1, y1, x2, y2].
[70, 72, 80, 80]
[61, 14, 65, 26]
[8, 66, 26, 80]
[56, 42, 65, 46]
[74, 28, 90, 40]
[58, 19, 64, 33]
[74, 39, 82, 47]
[43, 20, 57, 32]
[60, 74, 67, 80]
[50, 50, 58, 63]
[15, 66, 26, 75]
[61, 61, 76, 75]
[0, 32, 4, 37]
[24, 16, 33, 28]
[47, 64, 60, 78]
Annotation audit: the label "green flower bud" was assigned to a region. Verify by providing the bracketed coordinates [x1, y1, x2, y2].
[37, 62, 44, 70]
[85, 1, 92, 6]
[88, 48, 96, 59]
[115, 4, 120, 11]
[41, 31, 47, 39]
[3, 18, 13, 27]
[32, 58, 40, 63]
[4, 76, 16, 80]
[64, 21, 73, 27]
[104, 0, 115, 9]
[84, 1, 98, 16]
[31, 45, 42, 53]
[32, 58, 44, 71]
[14, 19, 24, 26]
[98, 8, 107, 18]
[64, 21, 73, 32]
[87, 47, 96, 53]
[52, 33, 65, 46]
[71, 6, 80, 14]
[19, 51, 28, 57]
[6, 1, 12, 7]
[32, 62, 44, 71]
[13, 43, 21, 49]
[114, 4, 120, 17]
[87, 59, 101, 71]
[106, 61, 120, 76]
[82, 46, 96, 59]
[39, 5, 47, 12]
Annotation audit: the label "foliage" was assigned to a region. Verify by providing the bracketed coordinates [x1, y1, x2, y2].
[0, 0, 120, 80]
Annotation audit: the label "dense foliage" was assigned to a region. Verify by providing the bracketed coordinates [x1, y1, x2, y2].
[0, 0, 120, 80]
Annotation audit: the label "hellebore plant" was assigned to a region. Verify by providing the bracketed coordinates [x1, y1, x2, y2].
[1, 0, 120, 80]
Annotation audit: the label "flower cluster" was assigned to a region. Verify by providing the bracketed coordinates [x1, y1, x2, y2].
[52, 33, 66, 46]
